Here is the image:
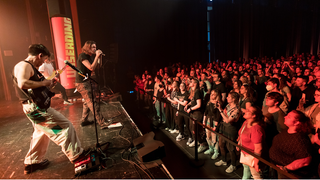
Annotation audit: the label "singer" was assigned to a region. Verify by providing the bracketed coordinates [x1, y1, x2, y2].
[75, 40, 110, 129]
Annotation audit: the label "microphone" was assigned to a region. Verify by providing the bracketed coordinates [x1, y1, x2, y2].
[96, 50, 105, 56]
[64, 60, 83, 75]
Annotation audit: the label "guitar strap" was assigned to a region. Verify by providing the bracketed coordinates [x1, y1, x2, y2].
[24, 61, 46, 81]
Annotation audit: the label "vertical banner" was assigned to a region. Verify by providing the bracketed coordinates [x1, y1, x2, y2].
[51, 16, 76, 89]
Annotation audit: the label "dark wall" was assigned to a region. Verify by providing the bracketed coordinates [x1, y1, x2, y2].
[1, 0, 319, 101]
[76, 0, 208, 76]
[0, 0, 52, 101]
[209, 0, 320, 61]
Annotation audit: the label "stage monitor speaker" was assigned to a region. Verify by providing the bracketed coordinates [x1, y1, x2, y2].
[133, 132, 165, 162]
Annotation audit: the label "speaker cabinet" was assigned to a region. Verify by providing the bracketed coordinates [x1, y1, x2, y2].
[133, 132, 165, 162]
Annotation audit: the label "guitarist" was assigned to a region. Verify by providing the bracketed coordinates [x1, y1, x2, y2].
[13, 44, 86, 174]
[38, 53, 73, 105]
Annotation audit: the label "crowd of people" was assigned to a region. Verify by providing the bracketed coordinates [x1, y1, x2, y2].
[134, 53, 320, 179]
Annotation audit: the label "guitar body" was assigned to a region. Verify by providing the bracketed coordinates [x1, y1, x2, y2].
[132, 132, 166, 162]
[27, 64, 67, 110]
[28, 81, 55, 110]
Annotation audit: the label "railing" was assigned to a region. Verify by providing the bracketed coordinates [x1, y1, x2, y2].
[135, 87, 297, 179]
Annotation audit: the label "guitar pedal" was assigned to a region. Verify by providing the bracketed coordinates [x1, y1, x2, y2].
[74, 151, 101, 176]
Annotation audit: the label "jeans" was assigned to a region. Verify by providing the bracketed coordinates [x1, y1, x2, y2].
[51, 82, 68, 101]
[242, 164, 262, 179]
[155, 100, 166, 122]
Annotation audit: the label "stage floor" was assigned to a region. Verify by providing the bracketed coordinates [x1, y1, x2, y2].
[0, 97, 171, 179]
[0, 92, 245, 179]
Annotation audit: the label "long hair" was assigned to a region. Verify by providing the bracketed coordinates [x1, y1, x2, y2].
[233, 80, 242, 91]
[278, 74, 288, 90]
[172, 81, 180, 92]
[208, 89, 222, 106]
[82, 40, 96, 54]
[180, 82, 187, 92]
[189, 78, 200, 100]
[229, 91, 240, 105]
[241, 84, 254, 102]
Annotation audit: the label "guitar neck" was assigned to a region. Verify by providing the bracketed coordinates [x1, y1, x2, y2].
[47, 64, 67, 80]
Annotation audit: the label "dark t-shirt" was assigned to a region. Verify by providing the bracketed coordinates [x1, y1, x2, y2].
[156, 89, 165, 100]
[190, 89, 204, 112]
[75, 53, 93, 83]
[145, 81, 154, 95]
[204, 103, 222, 124]
[176, 91, 189, 111]
[290, 86, 303, 111]
[258, 76, 268, 85]
[269, 131, 314, 178]
[212, 82, 226, 94]
[302, 86, 316, 108]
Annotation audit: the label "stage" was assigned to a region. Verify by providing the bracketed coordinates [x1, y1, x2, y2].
[0, 96, 172, 179]
[0, 91, 245, 179]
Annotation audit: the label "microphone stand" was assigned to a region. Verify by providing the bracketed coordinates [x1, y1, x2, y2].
[75, 70, 112, 173]
[101, 59, 115, 95]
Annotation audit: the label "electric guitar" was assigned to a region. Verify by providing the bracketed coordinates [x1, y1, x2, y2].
[47, 68, 65, 80]
[28, 64, 67, 110]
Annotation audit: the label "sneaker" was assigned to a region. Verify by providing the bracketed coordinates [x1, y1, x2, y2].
[186, 138, 193, 146]
[24, 159, 50, 174]
[188, 140, 199, 147]
[204, 148, 214, 155]
[165, 128, 169, 131]
[215, 160, 227, 166]
[225, 165, 236, 173]
[197, 145, 207, 153]
[63, 101, 73, 105]
[81, 120, 94, 127]
[211, 152, 219, 160]
[100, 121, 112, 129]
[176, 134, 185, 141]
[171, 129, 179, 134]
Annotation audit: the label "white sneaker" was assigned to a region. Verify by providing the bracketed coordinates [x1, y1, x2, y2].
[171, 129, 179, 134]
[176, 134, 185, 141]
[165, 127, 169, 131]
[204, 148, 214, 155]
[188, 140, 199, 147]
[215, 160, 227, 166]
[188, 140, 195, 147]
[225, 165, 236, 173]
[211, 152, 219, 160]
[197, 145, 207, 153]
[186, 138, 193, 146]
